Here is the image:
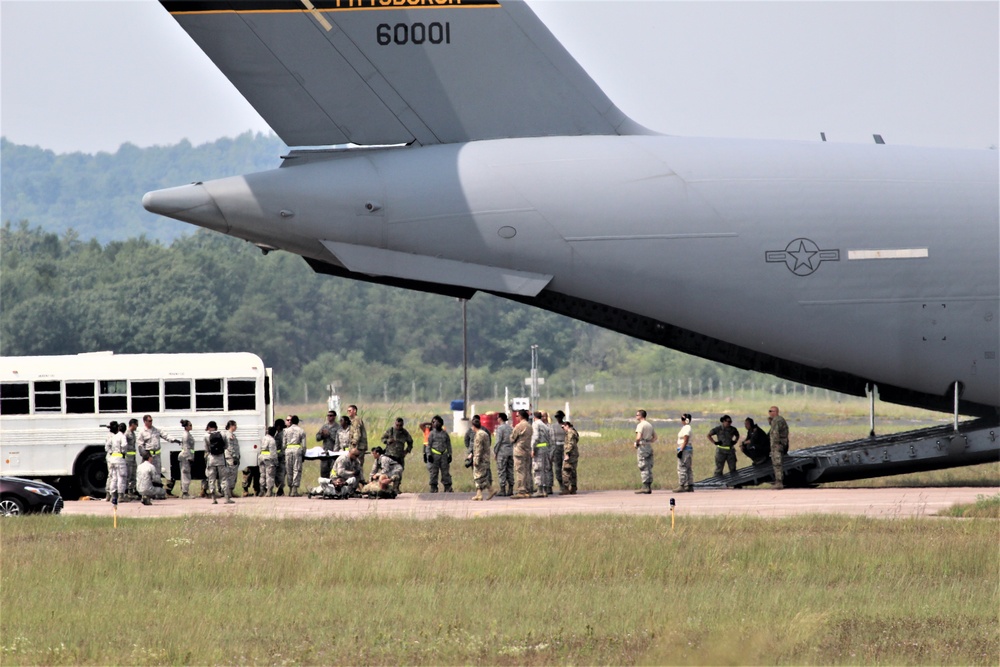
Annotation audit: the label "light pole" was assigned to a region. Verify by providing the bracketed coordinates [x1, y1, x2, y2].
[461, 298, 469, 419]
[530, 344, 539, 408]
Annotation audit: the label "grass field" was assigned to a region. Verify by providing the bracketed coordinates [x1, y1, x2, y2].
[2, 513, 997, 666]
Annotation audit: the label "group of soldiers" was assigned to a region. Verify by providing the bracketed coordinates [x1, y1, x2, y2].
[103, 414, 174, 506]
[633, 404, 791, 493]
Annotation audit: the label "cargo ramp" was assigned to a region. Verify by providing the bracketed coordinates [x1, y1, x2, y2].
[694, 417, 999, 489]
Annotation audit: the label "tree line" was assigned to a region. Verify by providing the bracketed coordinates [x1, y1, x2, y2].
[1, 222, 777, 404]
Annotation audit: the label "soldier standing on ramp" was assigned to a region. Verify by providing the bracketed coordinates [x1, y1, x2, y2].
[634, 409, 656, 494]
[768, 406, 790, 489]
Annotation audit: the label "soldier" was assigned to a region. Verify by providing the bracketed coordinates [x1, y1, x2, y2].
[283, 415, 306, 496]
[177, 419, 196, 499]
[224, 420, 241, 496]
[510, 409, 533, 499]
[337, 415, 353, 452]
[673, 413, 694, 492]
[531, 410, 552, 497]
[135, 451, 158, 506]
[560, 420, 579, 494]
[332, 447, 362, 497]
[741, 417, 771, 466]
[425, 415, 452, 492]
[634, 409, 656, 494]
[347, 404, 368, 475]
[204, 421, 233, 504]
[470, 415, 496, 501]
[125, 418, 139, 498]
[104, 421, 118, 501]
[381, 417, 414, 468]
[707, 414, 740, 476]
[259, 426, 279, 496]
[107, 421, 128, 504]
[361, 446, 403, 497]
[548, 410, 567, 494]
[493, 412, 514, 496]
[137, 415, 169, 499]
[273, 418, 287, 497]
[768, 406, 790, 489]
[315, 410, 340, 479]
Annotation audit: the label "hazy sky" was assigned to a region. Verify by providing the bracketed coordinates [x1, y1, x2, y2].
[2, 0, 997, 154]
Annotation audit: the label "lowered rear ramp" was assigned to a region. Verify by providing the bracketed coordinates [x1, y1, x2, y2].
[695, 417, 999, 489]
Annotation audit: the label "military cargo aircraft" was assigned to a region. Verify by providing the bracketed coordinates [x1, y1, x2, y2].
[144, 0, 998, 427]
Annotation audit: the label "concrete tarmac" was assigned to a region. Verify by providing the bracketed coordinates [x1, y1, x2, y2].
[64, 486, 994, 520]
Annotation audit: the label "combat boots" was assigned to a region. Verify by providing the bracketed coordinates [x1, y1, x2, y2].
[444, 485, 453, 493]
[635, 483, 652, 494]
[472, 489, 483, 501]
[430, 484, 439, 493]
[486, 485, 497, 500]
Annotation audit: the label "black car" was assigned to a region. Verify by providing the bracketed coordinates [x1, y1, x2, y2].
[0, 477, 64, 516]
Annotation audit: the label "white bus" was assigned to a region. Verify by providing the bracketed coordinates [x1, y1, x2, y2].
[0, 352, 273, 498]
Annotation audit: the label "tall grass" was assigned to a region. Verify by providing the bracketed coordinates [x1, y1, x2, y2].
[2, 514, 997, 665]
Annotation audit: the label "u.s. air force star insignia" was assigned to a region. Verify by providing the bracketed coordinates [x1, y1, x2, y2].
[765, 238, 840, 276]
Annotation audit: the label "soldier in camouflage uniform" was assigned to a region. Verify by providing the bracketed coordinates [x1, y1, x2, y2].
[768, 406, 790, 489]
[493, 412, 514, 496]
[283, 415, 306, 496]
[381, 417, 414, 469]
[137, 415, 169, 499]
[548, 410, 567, 493]
[674, 413, 694, 492]
[224, 420, 241, 495]
[135, 451, 158, 506]
[707, 415, 740, 476]
[347, 405, 368, 476]
[360, 447, 403, 497]
[425, 415, 453, 492]
[560, 420, 579, 494]
[177, 419, 196, 498]
[104, 421, 118, 501]
[259, 426, 279, 496]
[108, 421, 129, 503]
[125, 418, 139, 498]
[315, 410, 340, 479]
[273, 418, 287, 497]
[470, 416, 496, 501]
[510, 410, 533, 498]
[204, 421, 233, 504]
[331, 447, 362, 497]
[531, 411, 552, 497]
[634, 409, 656, 494]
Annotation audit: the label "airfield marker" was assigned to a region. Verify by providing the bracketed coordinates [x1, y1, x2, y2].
[669, 497, 675, 530]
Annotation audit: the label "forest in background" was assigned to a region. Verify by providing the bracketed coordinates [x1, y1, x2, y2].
[1, 135, 784, 404]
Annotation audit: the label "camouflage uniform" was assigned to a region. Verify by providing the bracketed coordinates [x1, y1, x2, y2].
[136, 458, 158, 503]
[769, 414, 790, 487]
[108, 430, 129, 498]
[635, 418, 656, 487]
[425, 428, 452, 492]
[178, 430, 196, 496]
[224, 429, 241, 494]
[273, 425, 286, 494]
[472, 427, 493, 491]
[349, 413, 368, 475]
[332, 452, 362, 497]
[283, 422, 306, 495]
[125, 426, 138, 496]
[363, 453, 403, 496]
[493, 421, 514, 495]
[510, 419, 533, 497]
[381, 426, 414, 468]
[741, 423, 771, 466]
[315, 419, 340, 479]
[548, 420, 566, 492]
[204, 430, 232, 503]
[561, 425, 579, 493]
[676, 423, 693, 490]
[708, 423, 740, 476]
[531, 419, 552, 495]
[259, 434, 278, 496]
[137, 423, 168, 499]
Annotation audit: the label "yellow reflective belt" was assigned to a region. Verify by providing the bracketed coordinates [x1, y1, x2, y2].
[431, 448, 443, 455]
[111, 452, 124, 458]
[125, 452, 136, 456]
[261, 450, 270, 455]
[287, 444, 302, 449]
[150, 449, 161, 455]
[535, 443, 548, 447]
[716, 445, 733, 450]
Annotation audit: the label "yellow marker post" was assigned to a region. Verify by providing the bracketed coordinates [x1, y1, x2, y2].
[669, 497, 675, 531]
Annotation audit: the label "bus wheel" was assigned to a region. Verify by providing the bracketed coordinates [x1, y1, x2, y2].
[77, 451, 108, 498]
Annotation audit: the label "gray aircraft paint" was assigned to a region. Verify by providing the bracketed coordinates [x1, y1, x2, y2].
[145, 1, 999, 416]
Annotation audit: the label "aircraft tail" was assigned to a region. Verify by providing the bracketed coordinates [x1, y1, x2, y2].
[161, 0, 647, 147]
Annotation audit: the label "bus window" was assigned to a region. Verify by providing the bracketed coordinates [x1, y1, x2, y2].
[66, 381, 96, 414]
[164, 380, 192, 410]
[131, 381, 160, 413]
[227, 379, 256, 411]
[99, 380, 127, 413]
[195, 378, 223, 411]
[34, 381, 62, 412]
[0, 382, 30, 415]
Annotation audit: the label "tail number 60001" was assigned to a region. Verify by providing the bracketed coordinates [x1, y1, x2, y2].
[377, 22, 451, 46]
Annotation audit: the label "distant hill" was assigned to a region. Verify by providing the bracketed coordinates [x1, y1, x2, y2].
[1, 133, 287, 244]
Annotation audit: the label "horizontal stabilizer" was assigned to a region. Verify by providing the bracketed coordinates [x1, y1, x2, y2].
[161, 0, 644, 146]
[321, 240, 552, 296]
